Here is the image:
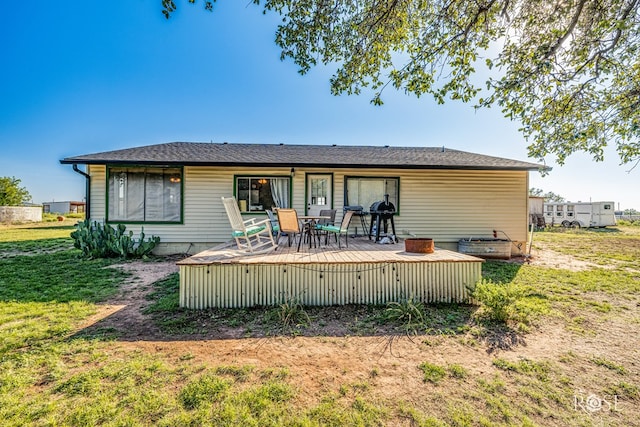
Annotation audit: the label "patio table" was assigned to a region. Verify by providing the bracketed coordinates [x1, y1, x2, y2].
[298, 215, 331, 248]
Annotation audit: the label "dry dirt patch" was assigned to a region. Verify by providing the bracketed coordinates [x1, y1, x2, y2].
[73, 248, 639, 423]
[76, 259, 179, 339]
[523, 246, 599, 271]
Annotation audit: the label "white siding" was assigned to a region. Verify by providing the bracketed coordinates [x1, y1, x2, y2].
[394, 169, 528, 244]
[89, 166, 529, 253]
[88, 165, 106, 223]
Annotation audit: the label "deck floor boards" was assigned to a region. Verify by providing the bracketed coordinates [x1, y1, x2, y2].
[177, 235, 483, 266]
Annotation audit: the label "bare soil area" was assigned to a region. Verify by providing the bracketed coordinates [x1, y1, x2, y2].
[75, 245, 639, 421]
[82, 246, 588, 341]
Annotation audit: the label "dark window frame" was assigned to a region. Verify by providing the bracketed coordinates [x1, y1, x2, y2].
[105, 165, 184, 224]
[344, 176, 400, 214]
[233, 175, 292, 214]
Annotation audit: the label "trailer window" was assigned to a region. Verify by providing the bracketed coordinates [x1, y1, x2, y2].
[567, 205, 574, 217]
[556, 205, 564, 217]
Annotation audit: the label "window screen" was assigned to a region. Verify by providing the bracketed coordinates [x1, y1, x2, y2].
[108, 167, 182, 222]
[345, 177, 399, 211]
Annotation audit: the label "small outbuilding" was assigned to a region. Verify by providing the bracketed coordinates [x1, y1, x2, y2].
[528, 196, 545, 228]
[42, 201, 86, 215]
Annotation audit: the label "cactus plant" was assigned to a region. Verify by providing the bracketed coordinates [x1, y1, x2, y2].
[71, 220, 160, 259]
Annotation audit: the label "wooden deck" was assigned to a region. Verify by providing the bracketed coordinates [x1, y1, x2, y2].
[178, 235, 481, 265]
[178, 236, 484, 308]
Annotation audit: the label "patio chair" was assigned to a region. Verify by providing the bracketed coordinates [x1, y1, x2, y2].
[221, 197, 277, 253]
[315, 209, 337, 244]
[266, 209, 281, 240]
[276, 208, 308, 252]
[319, 210, 354, 249]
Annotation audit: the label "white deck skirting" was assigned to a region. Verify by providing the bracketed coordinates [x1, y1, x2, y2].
[177, 237, 483, 308]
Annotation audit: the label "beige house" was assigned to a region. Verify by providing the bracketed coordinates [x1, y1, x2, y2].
[61, 142, 545, 308]
[61, 142, 544, 256]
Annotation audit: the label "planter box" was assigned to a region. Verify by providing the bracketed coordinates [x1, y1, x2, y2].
[458, 238, 511, 259]
[405, 238, 435, 254]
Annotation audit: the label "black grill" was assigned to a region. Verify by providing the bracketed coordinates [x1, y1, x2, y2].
[344, 205, 368, 237]
[369, 196, 397, 242]
[343, 205, 364, 213]
[369, 201, 395, 218]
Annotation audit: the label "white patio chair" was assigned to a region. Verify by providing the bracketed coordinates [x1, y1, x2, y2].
[221, 197, 277, 253]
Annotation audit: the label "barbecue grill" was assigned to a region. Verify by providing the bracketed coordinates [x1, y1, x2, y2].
[344, 205, 368, 237]
[369, 195, 397, 242]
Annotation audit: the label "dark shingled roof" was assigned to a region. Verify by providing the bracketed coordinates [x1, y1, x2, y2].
[60, 141, 546, 171]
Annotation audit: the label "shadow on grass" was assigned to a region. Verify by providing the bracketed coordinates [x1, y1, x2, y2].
[539, 226, 623, 234]
[72, 270, 530, 353]
[23, 225, 77, 230]
[479, 324, 527, 354]
[481, 260, 522, 283]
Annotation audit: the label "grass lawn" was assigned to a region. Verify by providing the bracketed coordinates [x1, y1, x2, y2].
[0, 222, 638, 426]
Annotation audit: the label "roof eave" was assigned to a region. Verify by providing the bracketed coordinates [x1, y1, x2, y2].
[60, 158, 546, 171]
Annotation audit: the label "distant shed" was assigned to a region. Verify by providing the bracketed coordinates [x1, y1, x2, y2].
[42, 201, 85, 214]
[529, 196, 545, 228]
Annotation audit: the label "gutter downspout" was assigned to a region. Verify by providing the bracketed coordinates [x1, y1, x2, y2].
[72, 164, 90, 220]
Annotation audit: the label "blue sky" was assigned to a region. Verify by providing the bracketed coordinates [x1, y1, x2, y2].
[1, 1, 638, 210]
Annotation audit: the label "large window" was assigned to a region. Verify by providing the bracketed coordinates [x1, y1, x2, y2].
[108, 167, 182, 222]
[235, 176, 291, 212]
[345, 176, 399, 211]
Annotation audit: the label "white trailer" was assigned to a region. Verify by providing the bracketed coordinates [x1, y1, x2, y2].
[543, 201, 617, 228]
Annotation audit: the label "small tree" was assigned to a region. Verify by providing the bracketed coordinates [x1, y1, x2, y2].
[529, 187, 565, 203]
[0, 177, 32, 206]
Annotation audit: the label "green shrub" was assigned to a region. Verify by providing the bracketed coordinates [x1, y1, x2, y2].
[616, 219, 640, 227]
[470, 279, 549, 329]
[42, 212, 85, 222]
[470, 279, 520, 323]
[70, 219, 160, 259]
[383, 297, 426, 332]
[42, 213, 62, 222]
[272, 296, 310, 329]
